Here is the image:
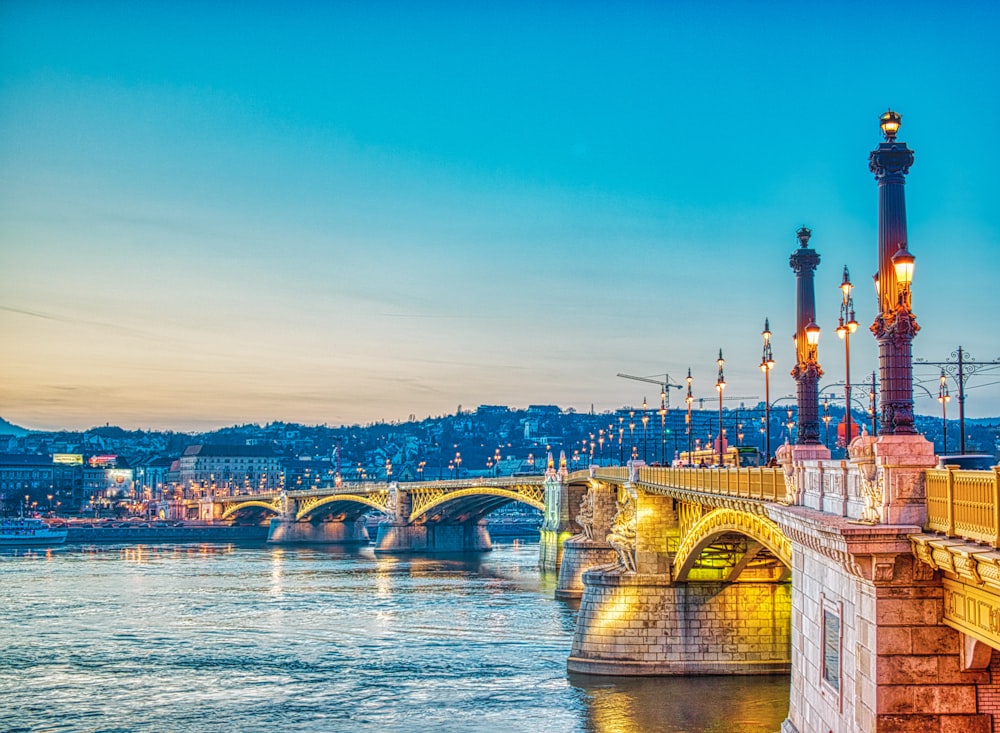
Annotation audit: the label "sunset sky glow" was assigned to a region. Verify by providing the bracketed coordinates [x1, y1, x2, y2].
[2, 1, 999, 432]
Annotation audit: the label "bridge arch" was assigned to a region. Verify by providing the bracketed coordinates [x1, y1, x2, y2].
[672, 507, 792, 582]
[409, 485, 544, 523]
[295, 493, 388, 522]
[221, 500, 281, 521]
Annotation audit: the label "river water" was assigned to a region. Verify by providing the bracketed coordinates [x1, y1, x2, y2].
[0, 541, 789, 733]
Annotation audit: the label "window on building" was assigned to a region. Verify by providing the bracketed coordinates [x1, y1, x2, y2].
[823, 610, 840, 690]
[821, 596, 842, 699]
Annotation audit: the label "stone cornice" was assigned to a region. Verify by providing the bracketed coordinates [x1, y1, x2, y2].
[634, 482, 772, 517]
[770, 504, 921, 582]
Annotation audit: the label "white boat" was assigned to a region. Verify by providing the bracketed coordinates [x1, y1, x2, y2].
[0, 517, 68, 546]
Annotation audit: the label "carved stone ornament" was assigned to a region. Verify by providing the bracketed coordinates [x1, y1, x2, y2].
[384, 484, 400, 522]
[848, 428, 876, 461]
[775, 442, 796, 505]
[872, 555, 897, 582]
[574, 488, 595, 542]
[858, 469, 884, 525]
[605, 486, 638, 573]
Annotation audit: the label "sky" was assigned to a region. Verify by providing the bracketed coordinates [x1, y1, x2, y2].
[2, 1, 999, 433]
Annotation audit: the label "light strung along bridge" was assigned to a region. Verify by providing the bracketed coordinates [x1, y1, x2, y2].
[548, 444, 1000, 733]
[198, 475, 547, 552]
[194, 446, 1000, 731]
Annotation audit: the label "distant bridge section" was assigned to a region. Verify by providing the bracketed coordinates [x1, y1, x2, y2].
[197, 476, 547, 551]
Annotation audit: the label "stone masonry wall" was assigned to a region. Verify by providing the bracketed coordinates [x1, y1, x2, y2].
[783, 540, 990, 733]
[568, 571, 791, 676]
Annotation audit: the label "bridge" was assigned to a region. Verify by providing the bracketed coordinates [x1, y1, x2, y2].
[188, 438, 1000, 731]
[193, 475, 547, 553]
[174, 112, 1000, 732]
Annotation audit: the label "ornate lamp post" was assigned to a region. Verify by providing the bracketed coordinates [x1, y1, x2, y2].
[641, 398, 650, 462]
[870, 109, 918, 434]
[937, 370, 950, 455]
[868, 371, 878, 436]
[659, 401, 667, 464]
[629, 410, 636, 459]
[618, 416, 624, 466]
[788, 227, 824, 446]
[836, 266, 859, 449]
[822, 397, 832, 447]
[685, 368, 694, 464]
[760, 318, 775, 460]
[715, 349, 726, 466]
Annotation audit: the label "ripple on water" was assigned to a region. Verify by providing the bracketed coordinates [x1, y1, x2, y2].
[1, 542, 787, 733]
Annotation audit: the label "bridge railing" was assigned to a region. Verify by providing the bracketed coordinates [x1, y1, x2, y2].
[593, 466, 785, 502]
[925, 467, 1000, 547]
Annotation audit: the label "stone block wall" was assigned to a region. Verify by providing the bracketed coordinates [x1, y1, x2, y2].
[568, 571, 791, 676]
[978, 651, 1000, 730]
[782, 538, 990, 733]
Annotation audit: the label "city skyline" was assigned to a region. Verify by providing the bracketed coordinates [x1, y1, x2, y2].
[2, 2, 999, 432]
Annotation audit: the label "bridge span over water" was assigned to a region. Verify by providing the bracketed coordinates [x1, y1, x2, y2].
[195, 445, 1000, 733]
[199, 475, 547, 551]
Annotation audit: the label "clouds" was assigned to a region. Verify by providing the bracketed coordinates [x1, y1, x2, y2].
[1, 2, 998, 430]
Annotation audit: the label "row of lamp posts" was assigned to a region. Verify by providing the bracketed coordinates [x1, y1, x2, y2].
[672, 110, 920, 465]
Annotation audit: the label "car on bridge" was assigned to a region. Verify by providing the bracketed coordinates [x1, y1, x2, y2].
[937, 454, 997, 470]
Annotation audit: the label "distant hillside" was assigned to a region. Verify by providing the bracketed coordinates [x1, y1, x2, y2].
[0, 417, 30, 437]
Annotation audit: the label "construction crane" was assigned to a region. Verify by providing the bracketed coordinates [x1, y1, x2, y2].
[696, 396, 759, 410]
[617, 373, 683, 408]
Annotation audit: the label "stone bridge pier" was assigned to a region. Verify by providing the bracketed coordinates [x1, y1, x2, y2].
[539, 456, 587, 572]
[373, 484, 492, 554]
[266, 493, 370, 545]
[554, 474, 624, 600]
[566, 464, 791, 676]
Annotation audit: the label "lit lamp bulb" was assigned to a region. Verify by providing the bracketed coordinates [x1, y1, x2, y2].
[880, 109, 901, 141]
[805, 321, 821, 347]
[892, 244, 915, 286]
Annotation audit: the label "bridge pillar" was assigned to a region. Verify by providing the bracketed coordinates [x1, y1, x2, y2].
[568, 483, 790, 675]
[568, 573, 791, 675]
[266, 494, 370, 544]
[373, 487, 492, 553]
[374, 520, 491, 553]
[773, 474, 989, 732]
[266, 517, 369, 544]
[539, 458, 585, 571]
[555, 480, 618, 600]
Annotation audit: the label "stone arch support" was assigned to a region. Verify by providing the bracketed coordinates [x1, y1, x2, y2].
[220, 499, 282, 521]
[672, 507, 792, 582]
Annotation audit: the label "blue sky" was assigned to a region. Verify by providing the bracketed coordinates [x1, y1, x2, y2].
[1, 1, 998, 431]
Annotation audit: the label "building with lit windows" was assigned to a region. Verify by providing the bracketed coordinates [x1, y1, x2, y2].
[178, 444, 283, 496]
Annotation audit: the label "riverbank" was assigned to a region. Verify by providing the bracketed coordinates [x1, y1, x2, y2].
[61, 521, 537, 544]
[65, 522, 269, 543]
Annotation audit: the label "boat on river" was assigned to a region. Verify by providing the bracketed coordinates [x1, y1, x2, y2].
[0, 517, 68, 547]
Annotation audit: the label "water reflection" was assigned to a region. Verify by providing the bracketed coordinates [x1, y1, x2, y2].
[570, 673, 789, 733]
[1, 541, 789, 733]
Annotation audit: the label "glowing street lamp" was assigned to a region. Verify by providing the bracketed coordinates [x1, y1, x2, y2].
[641, 398, 650, 463]
[870, 109, 918, 434]
[685, 368, 694, 464]
[835, 266, 860, 451]
[938, 370, 951, 455]
[760, 318, 776, 461]
[716, 349, 726, 466]
[822, 397, 832, 447]
[789, 227, 824, 446]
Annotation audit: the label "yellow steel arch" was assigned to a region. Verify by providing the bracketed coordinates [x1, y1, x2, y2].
[296, 493, 389, 522]
[220, 500, 281, 520]
[410, 485, 545, 520]
[672, 507, 792, 582]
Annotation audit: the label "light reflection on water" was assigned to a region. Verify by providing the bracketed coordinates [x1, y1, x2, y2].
[0, 541, 787, 733]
